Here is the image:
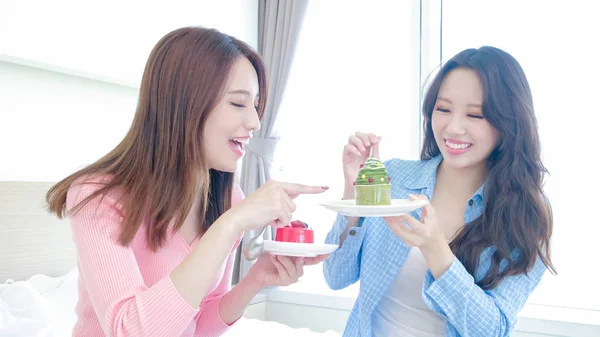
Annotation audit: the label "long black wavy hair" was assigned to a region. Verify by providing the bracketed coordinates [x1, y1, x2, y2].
[421, 46, 556, 289]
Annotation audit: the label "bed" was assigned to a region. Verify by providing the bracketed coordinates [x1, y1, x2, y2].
[0, 181, 341, 337]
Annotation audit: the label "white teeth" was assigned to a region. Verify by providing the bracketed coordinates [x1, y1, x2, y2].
[230, 140, 243, 151]
[445, 140, 471, 149]
[231, 138, 249, 145]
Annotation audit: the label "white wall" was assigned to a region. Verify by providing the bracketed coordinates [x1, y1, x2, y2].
[0, 61, 139, 181]
[0, 0, 258, 182]
[262, 301, 598, 337]
[0, 0, 258, 87]
[259, 285, 600, 337]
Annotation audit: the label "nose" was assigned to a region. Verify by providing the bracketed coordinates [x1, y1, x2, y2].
[446, 111, 466, 136]
[246, 108, 261, 133]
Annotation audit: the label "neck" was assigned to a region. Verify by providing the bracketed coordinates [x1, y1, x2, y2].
[181, 190, 203, 229]
[436, 159, 487, 197]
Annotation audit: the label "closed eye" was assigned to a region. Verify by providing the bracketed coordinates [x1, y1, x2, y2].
[435, 107, 451, 113]
[230, 102, 246, 108]
[468, 114, 484, 119]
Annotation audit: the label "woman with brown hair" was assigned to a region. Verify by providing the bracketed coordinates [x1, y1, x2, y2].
[47, 26, 328, 337]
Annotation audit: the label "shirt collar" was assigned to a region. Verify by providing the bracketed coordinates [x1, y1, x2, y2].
[403, 154, 485, 201]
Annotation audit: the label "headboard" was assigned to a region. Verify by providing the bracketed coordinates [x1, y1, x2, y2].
[0, 181, 76, 282]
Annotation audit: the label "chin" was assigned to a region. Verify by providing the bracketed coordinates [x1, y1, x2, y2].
[212, 158, 242, 173]
[221, 166, 238, 173]
[211, 164, 238, 173]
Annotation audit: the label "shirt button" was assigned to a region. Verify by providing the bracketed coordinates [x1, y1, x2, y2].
[349, 229, 357, 236]
[468, 199, 474, 206]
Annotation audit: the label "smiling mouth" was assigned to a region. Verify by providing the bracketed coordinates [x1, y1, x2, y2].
[229, 139, 243, 150]
[229, 137, 250, 156]
[444, 139, 472, 150]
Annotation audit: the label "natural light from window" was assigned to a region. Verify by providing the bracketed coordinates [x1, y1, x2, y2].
[441, 0, 599, 312]
[275, 0, 599, 312]
[273, 0, 420, 289]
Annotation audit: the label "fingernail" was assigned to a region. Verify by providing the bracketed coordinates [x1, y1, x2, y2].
[366, 142, 371, 146]
[321, 186, 329, 190]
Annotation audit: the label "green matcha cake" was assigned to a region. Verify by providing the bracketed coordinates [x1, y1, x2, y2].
[354, 157, 392, 205]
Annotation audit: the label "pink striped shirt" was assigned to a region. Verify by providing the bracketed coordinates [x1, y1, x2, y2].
[66, 177, 244, 337]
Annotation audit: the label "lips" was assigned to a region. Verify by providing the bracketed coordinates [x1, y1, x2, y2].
[443, 138, 472, 155]
[230, 137, 250, 146]
[445, 139, 472, 149]
[228, 136, 250, 157]
[230, 139, 243, 149]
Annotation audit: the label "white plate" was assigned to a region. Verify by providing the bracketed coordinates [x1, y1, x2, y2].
[263, 241, 338, 257]
[320, 199, 429, 217]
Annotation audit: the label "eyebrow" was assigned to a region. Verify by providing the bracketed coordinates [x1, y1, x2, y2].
[437, 96, 482, 108]
[227, 89, 258, 98]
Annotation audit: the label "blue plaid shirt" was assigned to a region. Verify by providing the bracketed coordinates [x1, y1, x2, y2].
[323, 156, 547, 337]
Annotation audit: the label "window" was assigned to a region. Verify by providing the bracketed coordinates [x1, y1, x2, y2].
[275, 0, 598, 312]
[441, 0, 599, 311]
[273, 0, 421, 284]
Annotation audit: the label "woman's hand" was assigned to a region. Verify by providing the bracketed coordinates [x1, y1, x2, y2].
[384, 194, 444, 249]
[218, 253, 329, 325]
[342, 131, 381, 199]
[246, 253, 330, 288]
[383, 194, 455, 278]
[224, 180, 328, 233]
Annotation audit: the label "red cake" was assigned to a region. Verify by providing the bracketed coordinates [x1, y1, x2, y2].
[275, 220, 314, 243]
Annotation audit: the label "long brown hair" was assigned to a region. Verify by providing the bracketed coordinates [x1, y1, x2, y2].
[421, 46, 556, 289]
[47, 27, 268, 250]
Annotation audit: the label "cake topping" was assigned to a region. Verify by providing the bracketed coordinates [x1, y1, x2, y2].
[355, 157, 391, 185]
[290, 220, 309, 228]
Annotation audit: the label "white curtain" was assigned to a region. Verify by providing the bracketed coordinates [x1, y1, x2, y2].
[233, 0, 310, 284]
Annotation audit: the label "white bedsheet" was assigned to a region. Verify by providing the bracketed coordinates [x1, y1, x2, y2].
[1, 268, 78, 337]
[0, 269, 340, 337]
